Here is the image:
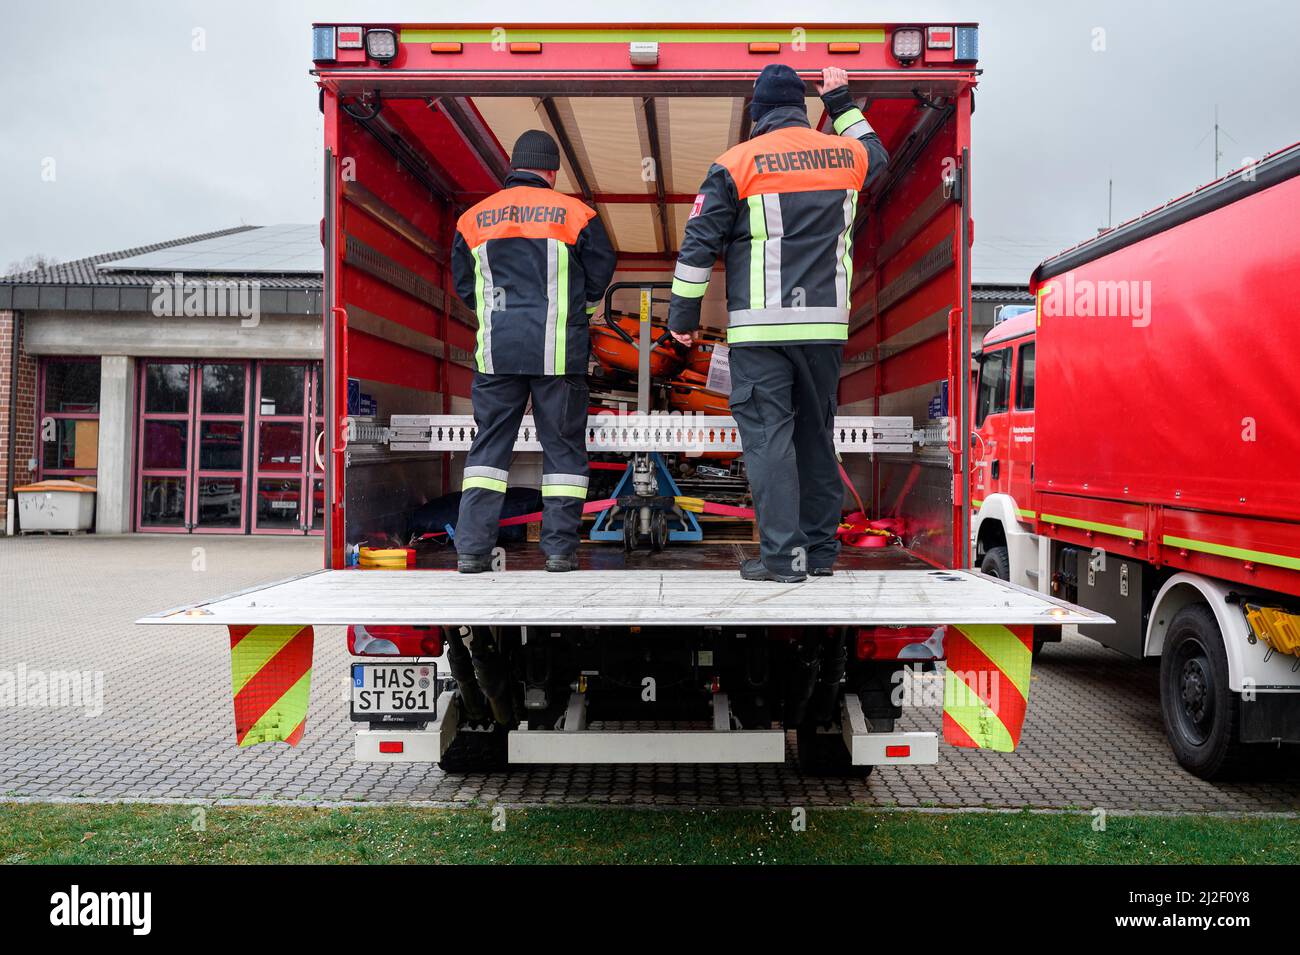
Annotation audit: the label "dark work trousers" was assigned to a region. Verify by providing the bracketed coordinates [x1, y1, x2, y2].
[728, 344, 844, 575]
[456, 372, 590, 559]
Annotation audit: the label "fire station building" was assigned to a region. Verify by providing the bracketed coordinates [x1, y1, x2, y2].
[0, 225, 324, 536]
[0, 222, 1027, 537]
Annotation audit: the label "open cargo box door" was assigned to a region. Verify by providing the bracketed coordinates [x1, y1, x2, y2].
[838, 104, 973, 571]
[319, 46, 978, 569]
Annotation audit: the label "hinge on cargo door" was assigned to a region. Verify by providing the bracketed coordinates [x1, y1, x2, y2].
[942, 166, 962, 203]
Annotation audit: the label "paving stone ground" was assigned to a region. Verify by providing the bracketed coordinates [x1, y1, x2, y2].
[1, 535, 1297, 811]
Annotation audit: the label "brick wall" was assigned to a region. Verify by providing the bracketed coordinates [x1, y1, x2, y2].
[0, 310, 38, 529]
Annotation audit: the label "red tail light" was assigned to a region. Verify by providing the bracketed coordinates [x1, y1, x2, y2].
[379, 741, 404, 754]
[349, 625, 445, 657]
[855, 626, 944, 661]
[885, 744, 911, 758]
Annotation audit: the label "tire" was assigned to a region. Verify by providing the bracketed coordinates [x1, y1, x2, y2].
[437, 693, 510, 773]
[980, 545, 1010, 580]
[795, 724, 873, 778]
[622, 510, 638, 553]
[1159, 604, 1257, 780]
[649, 509, 669, 552]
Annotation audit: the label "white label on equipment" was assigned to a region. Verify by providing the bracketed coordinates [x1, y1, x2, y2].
[705, 343, 731, 396]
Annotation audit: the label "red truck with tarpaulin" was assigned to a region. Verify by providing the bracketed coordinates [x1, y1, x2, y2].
[971, 142, 1300, 778]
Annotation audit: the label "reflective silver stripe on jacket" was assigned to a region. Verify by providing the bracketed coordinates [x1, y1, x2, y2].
[761, 193, 784, 308]
[840, 119, 872, 140]
[475, 244, 495, 374]
[673, 262, 712, 284]
[726, 306, 850, 327]
[544, 238, 560, 375]
[834, 189, 857, 310]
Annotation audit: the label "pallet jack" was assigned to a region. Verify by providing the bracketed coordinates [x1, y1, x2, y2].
[588, 281, 705, 551]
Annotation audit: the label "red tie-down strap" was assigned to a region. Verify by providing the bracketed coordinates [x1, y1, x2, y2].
[414, 498, 621, 542]
[836, 511, 899, 549]
[416, 456, 877, 541]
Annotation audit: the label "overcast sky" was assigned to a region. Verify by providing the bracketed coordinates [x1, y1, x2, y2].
[3, 0, 1297, 281]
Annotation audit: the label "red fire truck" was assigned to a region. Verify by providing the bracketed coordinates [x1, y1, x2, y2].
[971, 142, 1300, 778]
[144, 22, 1110, 773]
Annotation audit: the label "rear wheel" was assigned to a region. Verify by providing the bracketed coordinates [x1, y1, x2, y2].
[437, 692, 510, 773]
[795, 724, 872, 778]
[1159, 604, 1255, 780]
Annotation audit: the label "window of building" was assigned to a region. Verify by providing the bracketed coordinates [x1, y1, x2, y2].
[37, 358, 101, 482]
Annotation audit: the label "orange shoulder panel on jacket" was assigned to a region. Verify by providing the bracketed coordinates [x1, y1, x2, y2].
[718, 126, 868, 199]
[457, 186, 595, 247]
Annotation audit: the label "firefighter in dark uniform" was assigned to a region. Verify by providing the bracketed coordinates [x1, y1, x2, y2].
[451, 130, 617, 573]
[668, 65, 889, 582]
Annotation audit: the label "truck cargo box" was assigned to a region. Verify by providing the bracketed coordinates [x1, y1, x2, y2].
[143, 22, 1111, 772]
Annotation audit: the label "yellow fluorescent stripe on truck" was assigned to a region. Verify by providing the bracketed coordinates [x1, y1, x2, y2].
[1041, 512, 1144, 540]
[1164, 535, 1300, 572]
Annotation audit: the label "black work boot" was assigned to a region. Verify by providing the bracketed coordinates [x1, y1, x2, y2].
[545, 553, 579, 573]
[739, 558, 806, 584]
[457, 554, 493, 574]
[809, 566, 835, 577]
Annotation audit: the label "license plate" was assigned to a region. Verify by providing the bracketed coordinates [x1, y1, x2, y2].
[350, 662, 439, 722]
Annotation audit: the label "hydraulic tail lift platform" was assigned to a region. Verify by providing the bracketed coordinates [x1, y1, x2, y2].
[141, 417, 1108, 769]
[140, 567, 1104, 629]
[140, 562, 1108, 766]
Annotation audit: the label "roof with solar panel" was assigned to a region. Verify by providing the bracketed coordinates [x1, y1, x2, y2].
[0, 224, 323, 313]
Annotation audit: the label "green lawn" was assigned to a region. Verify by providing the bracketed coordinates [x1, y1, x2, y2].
[2, 803, 1296, 864]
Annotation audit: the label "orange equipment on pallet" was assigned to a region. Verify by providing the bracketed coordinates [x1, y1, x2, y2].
[590, 316, 687, 378]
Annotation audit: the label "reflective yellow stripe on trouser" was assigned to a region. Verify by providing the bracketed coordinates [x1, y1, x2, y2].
[463, 465, 508, 493]
[541, 472, 588, 499]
